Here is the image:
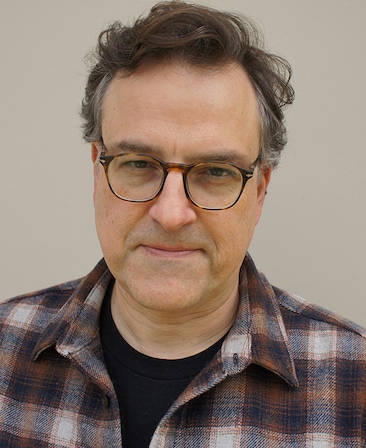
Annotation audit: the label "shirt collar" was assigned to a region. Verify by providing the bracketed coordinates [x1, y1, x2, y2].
[33, 254, 298, 387]
[221, 253, 299, 387]
[32, 259, 112, 360]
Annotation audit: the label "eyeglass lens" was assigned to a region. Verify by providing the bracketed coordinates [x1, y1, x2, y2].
[106, 154, 247, 209]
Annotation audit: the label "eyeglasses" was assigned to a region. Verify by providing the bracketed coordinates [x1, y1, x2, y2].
[99, 143, 260, 210]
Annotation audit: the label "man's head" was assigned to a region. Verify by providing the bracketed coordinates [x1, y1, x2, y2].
[85, 1, 293, 319]
[81, 0, 294, 169]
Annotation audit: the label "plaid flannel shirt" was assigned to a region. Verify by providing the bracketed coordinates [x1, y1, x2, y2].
[0, 254, 365, 447]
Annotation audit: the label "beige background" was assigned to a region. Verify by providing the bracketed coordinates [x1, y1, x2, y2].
[0, 0, 365, 326]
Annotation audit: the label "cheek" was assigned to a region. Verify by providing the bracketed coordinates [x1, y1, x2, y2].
[94, 183, 112, 229]
[220, 192, 258, 254]
[93, 165, 125, 228]
[207, 206, 254, 261]
[93, 172, 124, 254]
[94, 199, 115, 258]
[93, 180, 149, 259]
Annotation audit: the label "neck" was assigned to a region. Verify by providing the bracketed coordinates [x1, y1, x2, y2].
[110, 284, 239, 360]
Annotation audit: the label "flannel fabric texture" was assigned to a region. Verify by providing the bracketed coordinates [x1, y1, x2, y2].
[0, 254, 365, 447]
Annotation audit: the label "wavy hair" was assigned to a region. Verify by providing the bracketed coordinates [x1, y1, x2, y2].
[81, 1, 294, 168]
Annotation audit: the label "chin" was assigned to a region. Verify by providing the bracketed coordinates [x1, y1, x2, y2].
[130, 284, 206, 314]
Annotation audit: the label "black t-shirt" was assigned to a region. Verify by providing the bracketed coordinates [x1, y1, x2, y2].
[100, 284, 224, 447]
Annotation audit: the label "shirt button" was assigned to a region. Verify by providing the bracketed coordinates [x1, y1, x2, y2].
[233, 353, 239, 365]
[102, 395, 110, 408]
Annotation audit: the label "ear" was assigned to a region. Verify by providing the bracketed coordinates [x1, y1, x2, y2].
[255, 167, 272, 225]
[91, 142, 100, 164]
[91, 142, 101, 204]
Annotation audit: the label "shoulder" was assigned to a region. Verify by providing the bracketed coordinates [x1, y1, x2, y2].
[274, 285, 365, 336]
[273, 285, 366, 361]
[0, 279, 81, 335]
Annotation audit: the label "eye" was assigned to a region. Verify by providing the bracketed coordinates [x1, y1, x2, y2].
[126, 160, 150, 169]
[206, 166, 232, 177]
[194, 163, 238, 179]
[113, 155, 160, 173]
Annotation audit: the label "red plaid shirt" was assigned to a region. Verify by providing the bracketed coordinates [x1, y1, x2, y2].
[0, 255, 365, 447]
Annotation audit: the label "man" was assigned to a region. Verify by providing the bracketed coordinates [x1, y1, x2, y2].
[0, 1, 365, 447]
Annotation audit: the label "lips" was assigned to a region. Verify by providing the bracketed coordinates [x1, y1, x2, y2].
[141, 244, 200, 257]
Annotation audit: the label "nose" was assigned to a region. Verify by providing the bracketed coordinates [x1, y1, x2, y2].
[149, 170, 197, 231]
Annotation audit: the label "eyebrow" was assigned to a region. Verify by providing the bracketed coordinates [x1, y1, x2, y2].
[109, 140, 160, 155]
[105, 139, 256, 167]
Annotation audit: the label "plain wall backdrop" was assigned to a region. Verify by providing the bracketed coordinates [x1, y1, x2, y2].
[0, 0, 365, 326]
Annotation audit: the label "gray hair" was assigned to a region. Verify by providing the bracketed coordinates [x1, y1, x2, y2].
[81, 1, 294, 169]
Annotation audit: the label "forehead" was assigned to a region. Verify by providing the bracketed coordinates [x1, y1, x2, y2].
[101, 62, 260, 162]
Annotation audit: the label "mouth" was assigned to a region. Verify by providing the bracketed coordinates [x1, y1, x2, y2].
[141, 244, 200, 258]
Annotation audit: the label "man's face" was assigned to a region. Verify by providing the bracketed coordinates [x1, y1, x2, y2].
[92, 62, 271, 315]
